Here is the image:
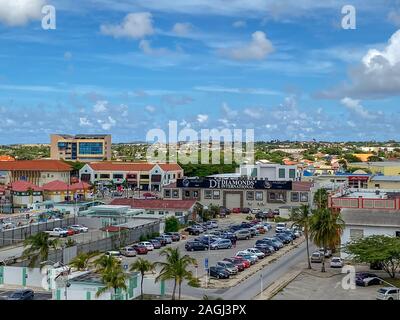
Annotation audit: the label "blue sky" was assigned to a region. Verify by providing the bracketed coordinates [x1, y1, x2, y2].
[1, 0, 400, 143]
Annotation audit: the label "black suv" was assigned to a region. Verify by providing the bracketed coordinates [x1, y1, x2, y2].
[185, 241, 208, 251]
[184, 227, 201, 235]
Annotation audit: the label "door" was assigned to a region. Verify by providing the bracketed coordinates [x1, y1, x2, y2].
[225, 193, 241, 209]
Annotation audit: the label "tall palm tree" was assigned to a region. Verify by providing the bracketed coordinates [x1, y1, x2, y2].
[22, 232, 60, 268]
[313, 188, 328, 210]
[96, 263, 128, 300]
[130, 258, 155, 299]
[309, 208, 344, 272]
[290, 204, 312, 269]
[93, 254, 120, 272]
[69, 251, 99, 271]
[155, 247, 197, 300]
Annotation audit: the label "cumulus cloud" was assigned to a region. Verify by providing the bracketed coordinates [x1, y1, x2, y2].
[233, 20, 246, 28]
[197, 114, 208, 123]
[340, 97, 377, 120]
[100, 12, 154, 39]
[93, 100, 108, 113]
[139, 39, 170, 56]
[319, 29, 400, 99]
[172, 22, 193, 35]
[0, 0, 45, 26]
[79, 117, 92, 127]
[98, 116, 116, 130]
[219, 31, 274, 61]
[243, 108, 262, 119]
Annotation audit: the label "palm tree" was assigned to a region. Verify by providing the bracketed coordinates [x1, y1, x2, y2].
[96, 263, 128, 300]
[27, 187, 34, 206]
[309, 208, 345, 272]
[93, 254, 120, 272]
[130, 258, 155, 299]
[313, 188, 328, 209]
[64, 238, 77, 248]
[290, 204, 312, 269]
[22, 232, 60, 268]
[69, 251, 98, 271]
[155, 247, 197, 300]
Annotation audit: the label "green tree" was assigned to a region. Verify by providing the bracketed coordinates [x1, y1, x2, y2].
[290, 205, 312, 269]
[165, 216, 180, 232]
[309, 208, 344, 272]
[130, 258, 155, 299]
[155, 247, 197, 300]
[22, 232, 60, 268]
[344, 154, 362, 163]
[69, 251, 99, 271]
[344, 235, 400, 278]
[93, 254, 120, 272]
[96, 262, 128, 300]
[313, 188, 329, 210]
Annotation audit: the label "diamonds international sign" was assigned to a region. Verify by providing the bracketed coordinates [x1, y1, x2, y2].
[177, 178, 292, 190]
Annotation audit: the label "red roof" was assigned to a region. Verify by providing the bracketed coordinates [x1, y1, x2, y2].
[10, 180, 43, 192]
[292, 181, 313, 192]
[100, 226, 129, 232]
[88, 162, 182, 172]
[0, 155, 15, 161]
[42, 180, 70, 191]
[110, 198, 196, 210]
[0, 160, 72, 172]
[70, 181, 91, 190]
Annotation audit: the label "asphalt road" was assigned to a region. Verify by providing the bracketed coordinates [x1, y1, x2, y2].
[0, 289, 52, 300]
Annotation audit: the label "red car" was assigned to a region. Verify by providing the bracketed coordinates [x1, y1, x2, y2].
[62, 228, 75, 236]
[233, 256, 251, 269]
[132, 244, 148, 255]
[232, 208, 241, 214]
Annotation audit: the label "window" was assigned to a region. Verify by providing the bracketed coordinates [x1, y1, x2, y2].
[79, 142, 103, 155]
[172, 190, 179, 198]
[267, 191, 286, 203]
[184, 191, 191, 198]
[148, 211, 155, 215]
[164, 189, 171, 198]
[213, 190, 220, 199]
[204, 190, 212, 199]
[158, 211, 164, 215]
[246, 191, 254, 201]
[100, 174, 110, 179]
[289, 169, 296, 179]
[279, 168, 286, 179]
[141, 175, 149, 179]
[94, 174, 98, 179]
[291, 192, 299, 202]
[113, 174, 123, 179]
[300, 192, 309, 202]
[375, 184, 380, 188]
[193, 190, 199, 199]
[255, 191, 263, 201]
[175, 212, 183, 217]
[350, 229, 364, 241]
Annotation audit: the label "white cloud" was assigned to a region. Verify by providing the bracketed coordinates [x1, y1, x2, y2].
[194, 85, 279, 95]
[340, 97, 376, 120]
[98, 116, 116, 130]
[139, 39, 170, 56]
[93, 100, 108, 113]
[219, 31, 274, 61]
[79, 117, 92, 127]
[197, 114, 208, 123]
[100, 12, 154, 39]
[0, 0, 45, 26]
[145, 105, 156, 113]
[172, 22, 193, 35]
[232, 20, 246, 28]
[243, 108, 262, 118]
[388, 10, 400, 26]
[221, 102, 238, 118]
[319, 29, 400, 98]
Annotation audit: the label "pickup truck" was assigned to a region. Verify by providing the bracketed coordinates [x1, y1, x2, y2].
[45, 228, 68, 237]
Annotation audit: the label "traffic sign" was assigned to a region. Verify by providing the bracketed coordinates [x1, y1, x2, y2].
[204, 258, 208, 269]
[123, 264, 128, 270]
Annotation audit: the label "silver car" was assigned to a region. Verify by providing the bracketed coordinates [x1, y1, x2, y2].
[216, 261, 238, 275]
[376, 287, 400, 300]
[235, 229, 251, 240]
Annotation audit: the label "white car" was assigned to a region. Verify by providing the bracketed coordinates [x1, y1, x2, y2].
[69, 225, 89, 233]
[138, 241, 154, 251]
[244, 248, 265, 259]
[330, 257, 344, 268]
[376, 287, 400, 300]
[120, 246, 137, 257]
[105, 251, 123, 261]
[319, 248, 332, 258]
[275, 222, 287, 233]
[236, 251, 259, 262]
[251, 208, 261, 214]
[45, 228, 68, 237]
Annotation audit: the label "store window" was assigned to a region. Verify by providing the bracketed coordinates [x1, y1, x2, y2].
[255, 191, 263, 201]
[213, 190, 220, 199]
[184, 190, 191, 198]
[246, 191, 254, 201]
[204, 190, 212, 199]
[289, 169, 296, 179]
[164, 189, 171, 198]
[268, 191, 286, 203]
[300, 192, 309, 202]
[279, 168, 286, 179]
[172, 190, 179, 198]
[193, 190, 199, 199]
[291, 192, 299, 202]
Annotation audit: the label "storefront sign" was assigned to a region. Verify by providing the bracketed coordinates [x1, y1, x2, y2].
[177, 178, 292, 190]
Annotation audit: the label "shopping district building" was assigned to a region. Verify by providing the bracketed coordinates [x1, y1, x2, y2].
[79, 162, 183, 191]
[50, 134, 112, 162]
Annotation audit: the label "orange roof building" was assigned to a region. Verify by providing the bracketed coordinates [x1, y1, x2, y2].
[0, 155, 15, 161]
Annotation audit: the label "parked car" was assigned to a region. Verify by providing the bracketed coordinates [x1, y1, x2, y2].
[154, 237, 167, 246]
[165, 232, 181, 241]
[242, 207, 251, 214]
[355, 272, 382, 287]
[319, 248, 332, 258]
[330, 257, 344, 268]
[251, 208, 261, 214]
[257, 239, 280, 251]
[221, 232, 237, 242]
[184, 227, 201, 235]
[185, 241, 208, 251]
[244, 248, 265, 259]
[232, 208, 241, 214]
[282, 230, 296, 240]
[376, 287, 400, 300]
[132, 244, 148, 255]
[231, 256, 251, 268]
[236, 251, 258, 263]
[223, 258, 245, 272]
[275, 233, 292, 244]
[45, 228, 68, 238]
[272, 209, 280, 216]
[216, 261, 238, 275]
[160, 235, 173, 244]
[255, 245, 274, 256]
[275, 222, 287, 233]
[120, 246, 137, 257]
[105, 251, 123, 261]
[310, 252, 324, 263]
[210, 238, 232, 250]
[266, 237, 284, 249]
[248, 227, 258, 237]
[7, 289, 34, 300]
[61, 227, 75, 236]
[209, 266, 230, 279]
[138, 241, 154, 251]
[69, 224, 89, 233]
[198, 235, 219, 247]
[150, 239, 162, 249]
[241, 222, 253, 229]
[235, 229, 251, 240]
[255, 211, 268, 219]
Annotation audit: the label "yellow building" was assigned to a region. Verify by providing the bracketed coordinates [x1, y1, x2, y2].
[368, 175, 400, 189]
[348, 161, 400, 176]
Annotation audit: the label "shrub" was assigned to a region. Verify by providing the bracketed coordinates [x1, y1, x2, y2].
[274, 216, 290, 223]
[165, 216, 180, 232]
[188, 278, 201, 288]
[139, 235, 148, 242]
[151, 232, 160, 238]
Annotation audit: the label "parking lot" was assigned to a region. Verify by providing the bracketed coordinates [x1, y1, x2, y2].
[0, 289, 52, 300]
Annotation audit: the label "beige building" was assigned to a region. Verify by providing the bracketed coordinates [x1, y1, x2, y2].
[0, 160, 72, 186]
[368, 175, 400, 189]
[50, 134, 112, 162]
